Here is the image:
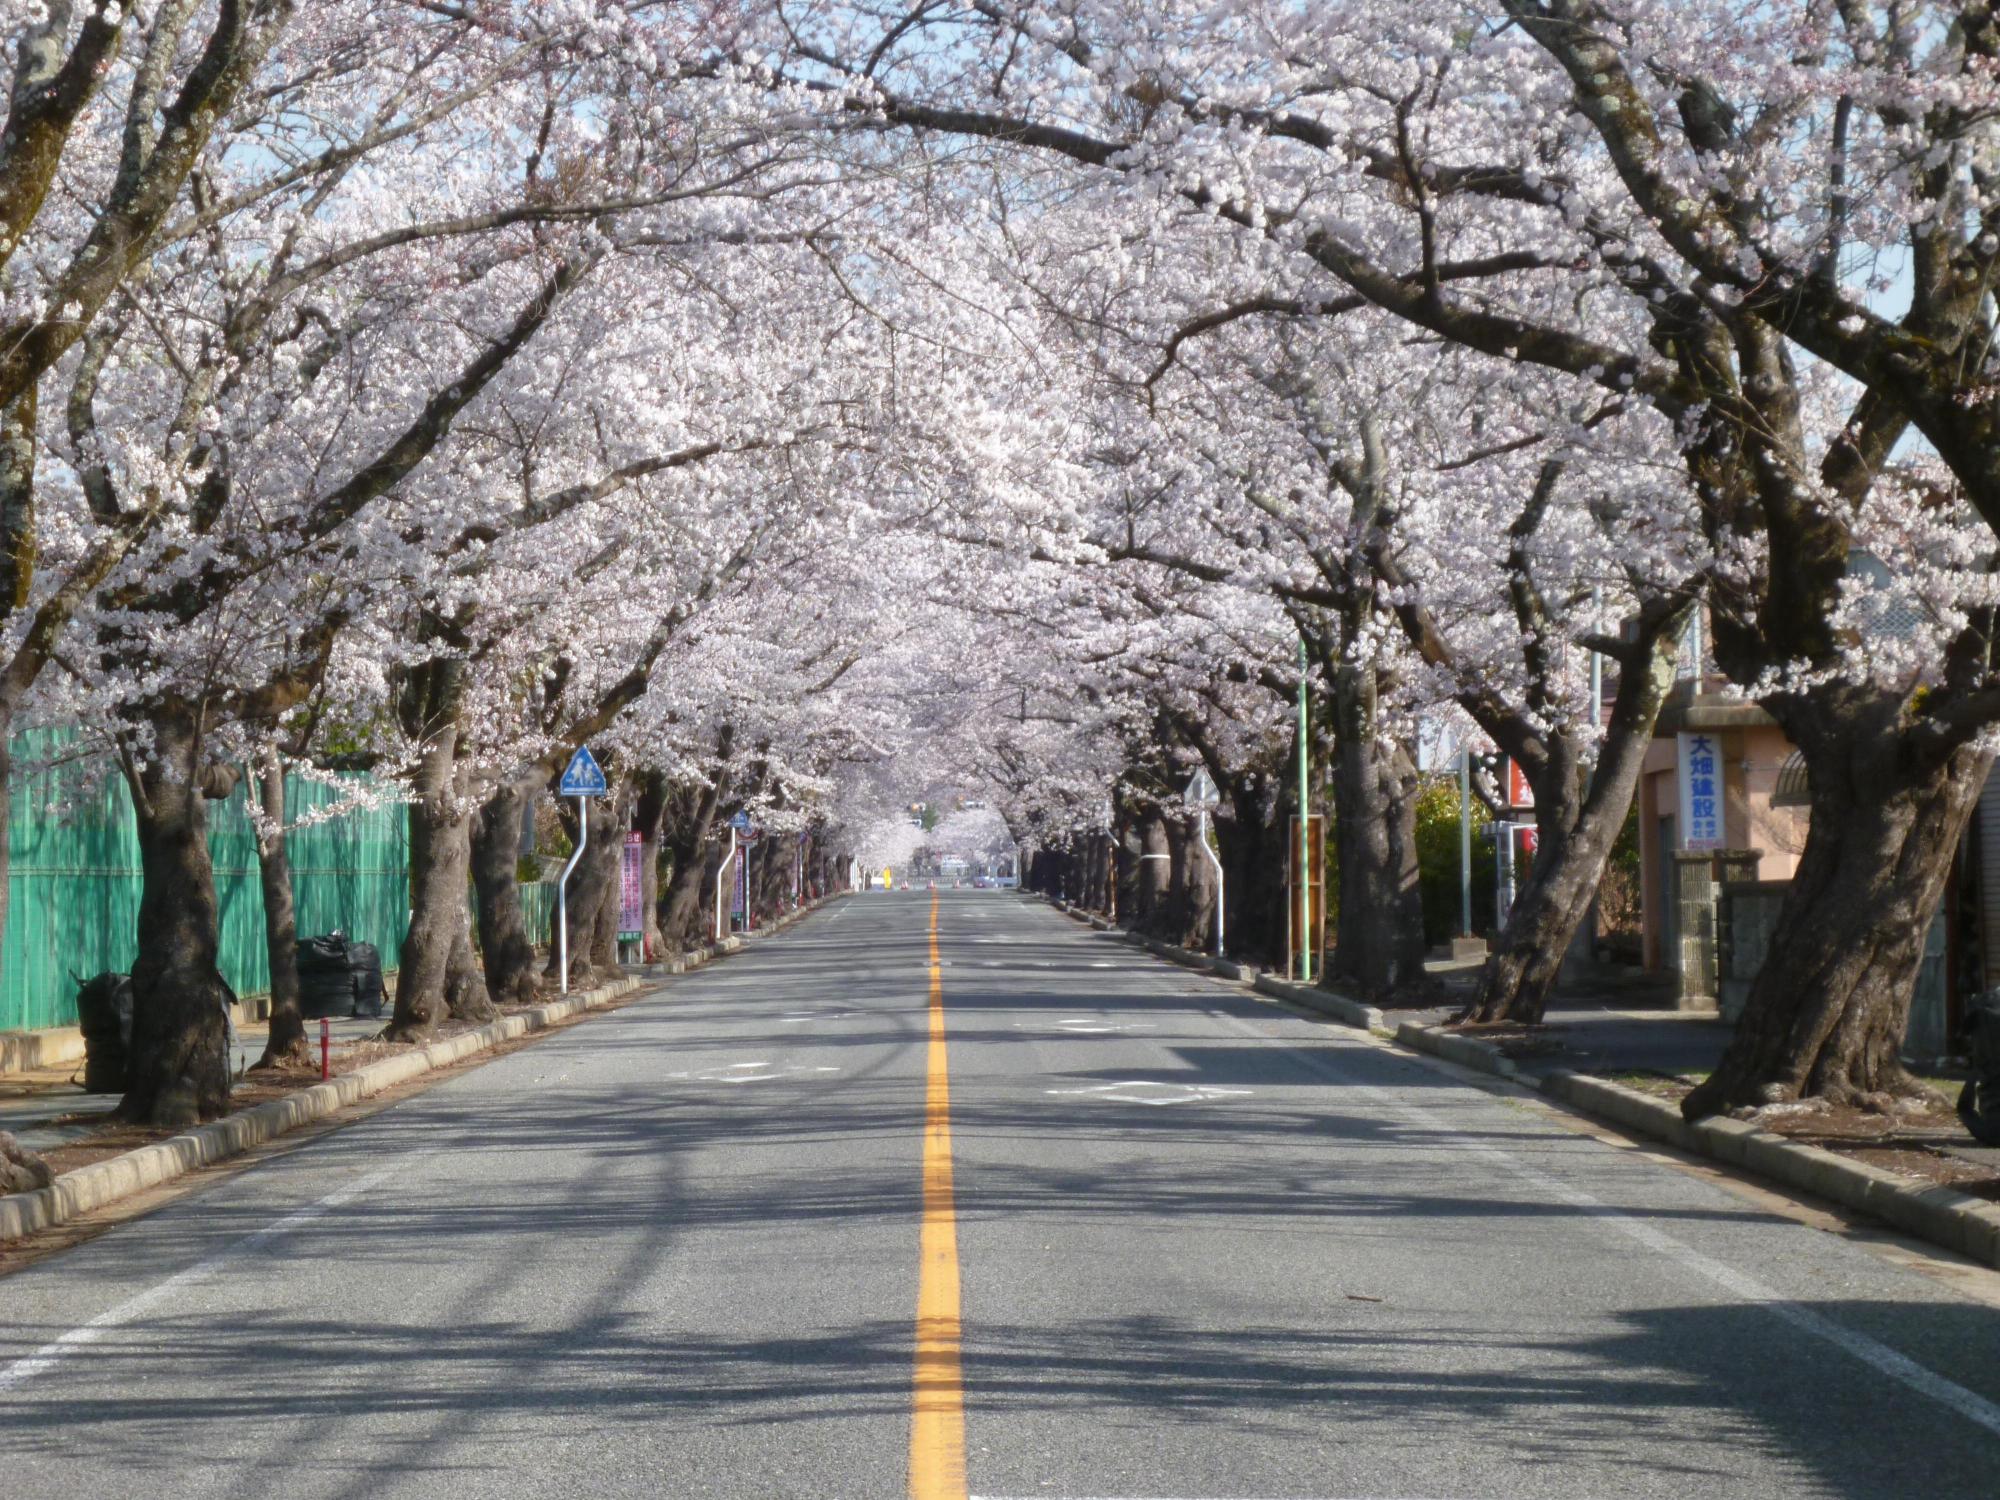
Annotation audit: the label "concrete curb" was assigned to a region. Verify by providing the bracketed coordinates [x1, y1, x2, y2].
[1044, 897, 2000, 1272]
[0, 1027, 84, 1074]
[3, 978, 419, 1080]
[0, 895, 844, 1245]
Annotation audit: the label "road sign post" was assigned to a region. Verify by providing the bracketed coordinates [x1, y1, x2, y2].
[719, 811, 758, 938]
[714, 827, 737, 942]
[1185, 769, 1224, 956]
[556, 746, 609, 995]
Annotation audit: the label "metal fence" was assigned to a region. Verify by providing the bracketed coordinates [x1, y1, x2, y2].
[1, 744, 559, 1035]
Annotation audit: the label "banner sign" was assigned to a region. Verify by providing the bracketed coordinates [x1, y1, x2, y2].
[619, 832, 644, 940]
[1677, 732, 1724, 850]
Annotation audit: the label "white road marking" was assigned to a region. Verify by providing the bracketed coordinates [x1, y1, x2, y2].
[663, 1061, 839, 1084]
[1216, 1010, 2000, 1442]
[0, 1151, 433, 1395]
[1045, 1081, 1252, 1107]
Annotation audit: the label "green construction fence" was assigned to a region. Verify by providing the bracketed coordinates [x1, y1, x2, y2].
[1, 741, 556, 1034]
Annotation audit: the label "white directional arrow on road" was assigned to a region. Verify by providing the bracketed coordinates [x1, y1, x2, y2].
[1044, 1080, 1252, 1106]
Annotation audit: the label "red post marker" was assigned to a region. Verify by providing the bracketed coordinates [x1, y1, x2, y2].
[320, 1017, 331, 1081]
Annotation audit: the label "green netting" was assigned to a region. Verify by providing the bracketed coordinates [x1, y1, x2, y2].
[2, 743, 411, 1033]
[4, 741, 143, 1032]
[519, 881, 556, 947]
[207, 773, 413, 1005]
[0, 738, 572, 1035]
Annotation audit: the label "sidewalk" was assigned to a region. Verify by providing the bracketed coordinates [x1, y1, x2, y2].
[0, 1014, 386, 1153]
[1384, 955, 1999, 1176]
[1383, 959, 1730, 1084]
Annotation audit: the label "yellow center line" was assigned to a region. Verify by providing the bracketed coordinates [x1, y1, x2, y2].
[911, 890, 968, 1500]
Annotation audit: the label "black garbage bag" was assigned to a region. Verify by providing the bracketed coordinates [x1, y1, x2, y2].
[296, 932, 386, 1019]
[349, 941, 385, 1019]
[1959, 988, 2000, 1146]
[297, 931, 356, 1020]
[74, 970, 133, 1094]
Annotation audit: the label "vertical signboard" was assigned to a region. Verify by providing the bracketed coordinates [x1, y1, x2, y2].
[1678, 732, 1724, 850]
[619, 832, 644, 941]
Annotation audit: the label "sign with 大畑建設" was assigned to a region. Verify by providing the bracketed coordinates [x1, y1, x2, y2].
[1677, 732, 1724, 851]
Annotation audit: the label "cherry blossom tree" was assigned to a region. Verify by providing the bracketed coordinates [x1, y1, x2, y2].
[759, 0, 2000, 1110]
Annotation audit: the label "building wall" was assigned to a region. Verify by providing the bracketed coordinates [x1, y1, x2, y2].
[1737, 724, 1809, 880]
[1636, 719, 1808, 973]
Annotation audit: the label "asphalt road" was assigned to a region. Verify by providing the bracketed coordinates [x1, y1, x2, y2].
[5, 890, 2000, 1499]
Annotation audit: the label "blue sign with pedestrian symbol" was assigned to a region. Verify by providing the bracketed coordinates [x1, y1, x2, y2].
[559, 745, 608, 797]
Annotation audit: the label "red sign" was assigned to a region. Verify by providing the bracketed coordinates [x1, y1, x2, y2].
[1516, 825, 1539, 856]
[1507, 759, 1534, 810]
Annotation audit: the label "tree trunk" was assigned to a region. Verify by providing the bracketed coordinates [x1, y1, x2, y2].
[1684, 700, 1991, 1117]
[1212, 763, 1290, 963]
[588, 818, 621, 969]
[1460, 618, 1686, 1025]
[660, 840, 718, 950]
[756, 835, 791, 919]
[252, 748, 308, 1068]
[387, 667, 493, 1040]
[471, 773, 540, 1006]
[634, 772, 668, 959]
[0, 392, 28, 979]
[1086, 833, 1111, 916]
[1328, 664, 1427, 995]
[657, 734, 732, 950]
[119, 703, 234, 1126]
[1135, 810, 1171, 924]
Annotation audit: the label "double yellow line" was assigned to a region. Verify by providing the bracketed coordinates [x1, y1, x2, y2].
[910, 890, 967, 1499]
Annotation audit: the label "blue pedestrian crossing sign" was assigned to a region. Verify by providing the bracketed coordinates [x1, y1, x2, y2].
[559, 745, 608, 797]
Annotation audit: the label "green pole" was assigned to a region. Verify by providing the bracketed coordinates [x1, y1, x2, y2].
[1459, 745, 1473, 936]
[1298, 634, 1311, 983]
